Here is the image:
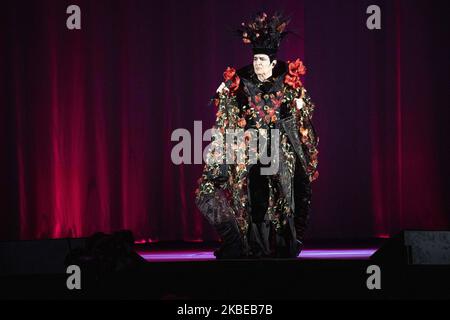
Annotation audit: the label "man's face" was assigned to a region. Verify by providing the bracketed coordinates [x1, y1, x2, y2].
[253, 54, 275, 76]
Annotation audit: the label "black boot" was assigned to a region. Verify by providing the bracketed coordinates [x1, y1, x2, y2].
[213, 218, 244, 259]
[248, 220, 271, 258]
[274, 216, 303, 258]
[293, 202, 311, 256]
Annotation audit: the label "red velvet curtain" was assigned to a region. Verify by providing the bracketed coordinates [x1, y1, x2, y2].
[0, 0, 448, 241]
[304, 0, 449, 238]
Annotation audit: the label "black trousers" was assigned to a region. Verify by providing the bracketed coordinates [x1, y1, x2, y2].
[212, 155, 312, 258]
[248, 155, 312, 240]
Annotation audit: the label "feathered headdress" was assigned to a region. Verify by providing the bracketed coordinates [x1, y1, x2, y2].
[237, 12, 290, 58]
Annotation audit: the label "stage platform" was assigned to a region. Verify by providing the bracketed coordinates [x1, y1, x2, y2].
[1, 241, 449, 300]
[137, 248, 377, 261]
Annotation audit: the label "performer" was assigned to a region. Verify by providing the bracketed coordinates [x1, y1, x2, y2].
[195, 12, 319, 259]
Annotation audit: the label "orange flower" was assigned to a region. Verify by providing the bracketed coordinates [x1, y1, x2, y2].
[300, 127, 309, 137]
[237, 117, 247, 128]
[277, 22, 287, 33]
[271, 115, 277, 122]
[300, 127, 310, 143]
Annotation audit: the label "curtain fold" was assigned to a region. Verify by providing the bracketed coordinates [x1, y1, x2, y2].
[0, 0, 448, 241]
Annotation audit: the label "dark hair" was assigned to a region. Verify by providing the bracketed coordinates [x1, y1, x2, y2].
[253, 52, 277, 63]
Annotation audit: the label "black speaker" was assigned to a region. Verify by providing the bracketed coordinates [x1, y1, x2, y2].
[371, 230, 450, 265]
[0, 231, 145, 277]
[0, 238, 86, 275]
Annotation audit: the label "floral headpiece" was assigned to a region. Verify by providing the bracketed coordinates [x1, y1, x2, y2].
[237, 12, 290, 58]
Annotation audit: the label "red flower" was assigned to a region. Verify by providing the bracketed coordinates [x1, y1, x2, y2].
[223, 67, 240, 93]
[284, 59, 306, 89]
[310, 149, 319, 161]
[310, 170, 319, 182]
[223, 67, 236, 81]
[288, 59, 307, 77]
[271, 97, 282, 108]
[284, 74, 302, 89]
[229, 76, 240, 93]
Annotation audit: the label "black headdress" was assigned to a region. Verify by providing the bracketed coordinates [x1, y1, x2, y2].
[237, 12, 290, 59]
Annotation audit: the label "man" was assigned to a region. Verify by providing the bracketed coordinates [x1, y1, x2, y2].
[195, 12, 319, 259]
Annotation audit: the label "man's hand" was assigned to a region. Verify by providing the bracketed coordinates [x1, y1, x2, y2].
[216, 82, 230, 94]
[295, 98, 304, 110]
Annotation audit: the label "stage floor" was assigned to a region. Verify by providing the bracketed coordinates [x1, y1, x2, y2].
[2, 240, 449, 300]
[137, 248, 378, 262]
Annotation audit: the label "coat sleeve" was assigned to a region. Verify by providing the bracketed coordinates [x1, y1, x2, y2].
[194, 84, 241, 225]
[296, 87, 319, 182]
[195, 83, 241, 195]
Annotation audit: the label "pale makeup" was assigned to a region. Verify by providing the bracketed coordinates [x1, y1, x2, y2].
[253, 54, 276, 82]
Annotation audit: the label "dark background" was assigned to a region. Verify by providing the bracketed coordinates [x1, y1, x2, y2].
[1, 0, 448, 241]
